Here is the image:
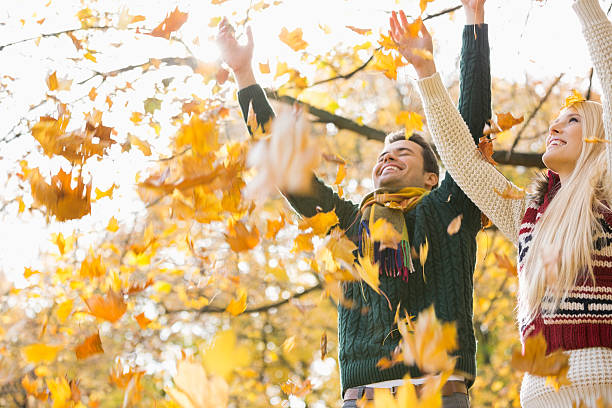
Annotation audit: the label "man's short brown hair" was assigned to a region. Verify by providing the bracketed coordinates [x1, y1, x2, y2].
[384, 130, 440, 186]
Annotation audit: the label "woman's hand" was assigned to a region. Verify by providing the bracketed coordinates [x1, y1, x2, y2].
[216, 18, 256, 88]
[460, 0, 486, 25]
[389, 10, 437, 79]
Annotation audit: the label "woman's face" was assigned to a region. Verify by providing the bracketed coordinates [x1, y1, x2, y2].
[542, 107, 583, 179]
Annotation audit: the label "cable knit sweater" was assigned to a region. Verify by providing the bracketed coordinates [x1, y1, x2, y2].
[416, 0, 612, 406]
[239, 25, 491, 396]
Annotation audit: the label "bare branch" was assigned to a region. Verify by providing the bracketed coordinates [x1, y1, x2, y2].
[166, 283, 323, 315]
[505, 73, 563, 160]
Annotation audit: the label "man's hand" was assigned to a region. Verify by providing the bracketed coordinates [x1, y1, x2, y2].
[389, 11, 436, 79]
[461, 0, 486, 25]
[216, 18, 256, 88]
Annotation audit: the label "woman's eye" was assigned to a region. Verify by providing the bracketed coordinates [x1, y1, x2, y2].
[569, 117, 579, 123]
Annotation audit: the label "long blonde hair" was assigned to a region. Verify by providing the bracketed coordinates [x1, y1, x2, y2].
[519, 101, 611, 324]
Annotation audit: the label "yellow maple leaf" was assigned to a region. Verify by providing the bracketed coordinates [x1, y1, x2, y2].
[127, 134, 152, 156]
[354, 255, 381, 294]
[226, 288, 247, 316]
[511, 332, 570, 390]
[46, 71, 58, 91]
[30, 168, 91, 221]
[419, 0, 436, 14]
[279, 27, 308, 51]
[95, 184, 116, 200]
[370, 218, 402, 250]
[335, 163, 346, 185]
[22, 344, 62, 364]
[372, 50, 398, 80]
[399, 305, 457, 374]
[259, 61, 270, 74]
[107, 216, 119, 232]
[56, 299, 73, 324]
[79, 249, 105, 279]
[561, 89, 586, 110]
[298, 210, 339, 236]
[201, 330, 251, 380]
[396, 111, 424, 138]
[47, 377, 71, 408]
[175, 115, 219, 156]
[265, 216, 285, 239]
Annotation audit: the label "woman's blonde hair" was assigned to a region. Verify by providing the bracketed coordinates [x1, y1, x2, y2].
[519, 100, 611, 325]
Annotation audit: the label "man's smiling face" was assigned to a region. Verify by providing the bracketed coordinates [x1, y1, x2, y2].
[372, 139, 437, 190]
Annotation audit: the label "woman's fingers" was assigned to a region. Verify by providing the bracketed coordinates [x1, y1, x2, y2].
[399, 10, 410, 31]
[419, 21, 431, 41]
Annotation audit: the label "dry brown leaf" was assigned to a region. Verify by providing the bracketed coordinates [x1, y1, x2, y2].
[494, 252, 517, 277]
[225, 220, 259, 252]
[30, 168, 92, 221]
[478, 136, 497, 165]
[149, 7, 188, 39]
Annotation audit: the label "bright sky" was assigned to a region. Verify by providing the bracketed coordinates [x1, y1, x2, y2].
[0, 0, 609, 283]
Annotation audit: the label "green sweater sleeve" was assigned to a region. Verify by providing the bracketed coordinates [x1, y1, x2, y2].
[237, 84, 361, 235]
[436, 24, 491, 229]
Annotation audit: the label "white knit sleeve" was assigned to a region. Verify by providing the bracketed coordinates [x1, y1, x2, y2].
[573, 0, 612, 175]
[416, 73, 526, 245]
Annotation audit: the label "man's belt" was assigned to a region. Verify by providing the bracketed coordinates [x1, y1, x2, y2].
[343, 380, 468, 401]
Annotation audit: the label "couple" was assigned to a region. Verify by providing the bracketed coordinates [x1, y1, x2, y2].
[218, 0, 612, 406]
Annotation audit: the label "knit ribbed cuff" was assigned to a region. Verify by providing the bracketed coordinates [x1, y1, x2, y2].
[415, 72, 449, 105]
[573, 0, 608, 27]
[237, 83, 265, 100]
[462, 24, 489, 53]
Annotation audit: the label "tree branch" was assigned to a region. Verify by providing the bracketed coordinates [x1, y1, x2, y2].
[308, 52, 377, 88]
[267, 89, 545, 168]
[505, 73, 563, 160]
[422, 5, 462, 21]
[166, 283, 323, 315]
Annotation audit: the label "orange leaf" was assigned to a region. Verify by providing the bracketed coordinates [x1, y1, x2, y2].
[298, 210, 339, 236]
[265, 216, 285, 239]
[334, 163, 346, 185]
[84, 52, 97, 63]
[494, 184, 525, 200]
[134, 313, 151, 329]
[30, 168, 92, 221]
[95, 183, 116, 200]
[493, 252, 516, 277]
[419, 0, 435, 14]
[279, 27, 308, 51]
[396, 111, 424, 138]
[149, 7, 188, 39]
[22, 344, 62, 363]
[370, 218, 402, 250]
[447, 214, 463, 236]
[477, 136, 497, 165]
[346, 25, 371, 35]
[259, 62, 270, 74]
[354, 255, 380, 294]
[46, 71, 58, 91]
[225, 220, 259, 252]
[406, 18, 422, 38]
[496, 112, 524, 132]
[75, 332, 104, 360]
[83, 290, 127, 323]
[88, 87, 97, 101]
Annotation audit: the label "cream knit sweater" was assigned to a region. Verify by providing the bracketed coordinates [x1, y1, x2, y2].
[416, 0, 612, 248]
[415, 0, 612, 406]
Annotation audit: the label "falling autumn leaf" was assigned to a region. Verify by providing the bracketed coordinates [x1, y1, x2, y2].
[75, 332, 104, 360]
[95, 184, 116, 200]
[320, 332, 328, 359]
[494, 252, 517, 277]
[496, 112, 525, 131]
[561, 89, 586, 110]
[370, 218, 402, 250]
[56, 299, 73, 324]
[281, 379, 313, 398]
[346, 25, 371, 35]
[83, 290, 127, 323]
[47, 377, 71, 408]
[265, 216, 285, 239]
[399, 305, 457, 374]
[447, 214, 463, 235]
[494, 184, 525, 200]
[396, 111, 424, 138]
[201, 330, 251, 380]
[107, 216, 119, 232]
[419, 0, 436, 13]
[511, 332, 570, 390]
[166, 358, 229, 408]
[584, 137, 610, 143]
[226, 288, 247, 316]
[279, 27, 308, 51]
[259, 61, 270, 74]
[29, 168, 92, 221]
[354, 255, 380, 294]
[149, 7, 188, 39]
[298, 211, 339, 236]
[225, 220, 259, 252]
[134, 312, 152, 329]
[22, 343, 62, 364]
[478, 136, 497, 165]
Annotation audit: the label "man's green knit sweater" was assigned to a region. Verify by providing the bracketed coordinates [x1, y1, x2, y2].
[237, 25, 491, 396]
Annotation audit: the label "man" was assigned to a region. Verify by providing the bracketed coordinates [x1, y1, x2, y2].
[217, 1, 489, 406]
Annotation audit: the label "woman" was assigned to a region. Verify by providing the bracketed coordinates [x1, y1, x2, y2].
[389, 0, 612, 406]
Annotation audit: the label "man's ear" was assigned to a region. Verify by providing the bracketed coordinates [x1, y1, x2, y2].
[424, 172, 439, 190]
